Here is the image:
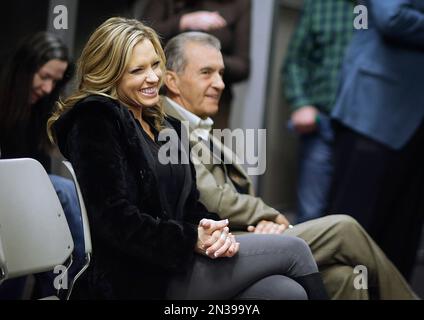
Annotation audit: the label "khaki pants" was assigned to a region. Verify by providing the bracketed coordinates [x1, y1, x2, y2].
[285, 215, 418, 299]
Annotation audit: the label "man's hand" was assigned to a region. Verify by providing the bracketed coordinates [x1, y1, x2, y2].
[291, 105, 319, 134]
[180, 11, 227, 31]
[247, 214, 291, 234]
[274, 213, 291, 228]
[247, 220, 287, 234]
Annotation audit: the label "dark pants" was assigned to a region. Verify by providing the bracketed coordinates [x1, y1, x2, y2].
[329, 121, 424, 279]
[296, 113, 334, 223]
[167, 234, 328, 300]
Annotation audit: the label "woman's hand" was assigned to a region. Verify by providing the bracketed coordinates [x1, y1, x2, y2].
[196, 219, 240, 258]
[218, 232, 239, 258]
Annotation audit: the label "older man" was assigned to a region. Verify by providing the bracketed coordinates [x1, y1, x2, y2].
[161, 31, 417, 300]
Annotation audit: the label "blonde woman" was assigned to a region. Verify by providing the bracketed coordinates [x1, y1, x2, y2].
[48, 17, 328, 300]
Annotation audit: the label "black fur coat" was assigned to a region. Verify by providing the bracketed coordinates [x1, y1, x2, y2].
[54, 95, 219, 299]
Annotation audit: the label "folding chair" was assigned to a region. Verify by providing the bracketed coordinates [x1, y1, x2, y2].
[0, 158, 74, 299]
[61, 160, 92, 299]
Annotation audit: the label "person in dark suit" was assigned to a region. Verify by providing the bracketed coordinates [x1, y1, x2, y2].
[330, 0, 424, 279]
[138, 0, 251, 130]
[48, 17, 328, 300]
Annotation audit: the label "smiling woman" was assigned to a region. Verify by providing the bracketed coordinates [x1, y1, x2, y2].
[117, 40, 162, 126]
[44, 17, 329, 301]
[48, 17, 167, 139]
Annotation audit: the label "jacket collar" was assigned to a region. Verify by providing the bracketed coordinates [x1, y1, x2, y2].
[162, 96, 249, 181]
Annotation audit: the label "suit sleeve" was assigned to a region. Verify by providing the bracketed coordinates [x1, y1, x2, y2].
[192, 160, 280, 230]
[66, 102, 198, 271]
[369, 0, 424, 48]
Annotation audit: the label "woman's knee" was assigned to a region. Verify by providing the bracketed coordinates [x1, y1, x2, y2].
[278, 236, 314, 258]
[236, 275, 308, 300]
[271, 236, 318, 274]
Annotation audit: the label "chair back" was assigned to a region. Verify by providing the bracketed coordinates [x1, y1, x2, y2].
[61, 160, 92, 299]
[0, 235, 6, 285]
[0, 158, 74, 282]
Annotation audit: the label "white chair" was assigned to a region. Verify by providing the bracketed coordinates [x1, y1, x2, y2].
[0, 234, 6, 286]
[0, 158, 74, 298]
[61, 160, 92, 299]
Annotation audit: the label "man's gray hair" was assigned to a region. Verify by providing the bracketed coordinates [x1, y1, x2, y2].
[164, 32, 221, 73]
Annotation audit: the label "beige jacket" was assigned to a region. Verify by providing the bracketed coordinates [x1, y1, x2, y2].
[163, 97, 280, 230]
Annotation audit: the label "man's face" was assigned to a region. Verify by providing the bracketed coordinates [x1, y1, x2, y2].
[171, 42, 225, 119]
[31, 59, 68, 104]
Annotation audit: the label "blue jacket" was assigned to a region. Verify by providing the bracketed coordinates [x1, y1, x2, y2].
[331, 0, 424, 150]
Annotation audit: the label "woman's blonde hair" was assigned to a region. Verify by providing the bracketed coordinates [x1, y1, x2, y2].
[48, 17, 166, 142]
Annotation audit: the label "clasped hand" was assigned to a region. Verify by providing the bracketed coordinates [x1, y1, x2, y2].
[196, 219, 240, 259]
[247, 214, 292, 234]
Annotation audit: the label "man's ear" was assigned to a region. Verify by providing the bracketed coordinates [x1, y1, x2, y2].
[164, 70, 181, 96]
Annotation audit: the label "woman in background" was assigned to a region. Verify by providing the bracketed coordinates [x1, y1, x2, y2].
[0, 32, 79, 299]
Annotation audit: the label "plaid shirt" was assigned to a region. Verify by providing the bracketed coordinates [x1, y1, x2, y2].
[283, 0, 355, 114]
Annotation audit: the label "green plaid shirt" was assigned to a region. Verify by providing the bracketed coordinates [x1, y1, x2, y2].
[283, 0, 355, 113]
